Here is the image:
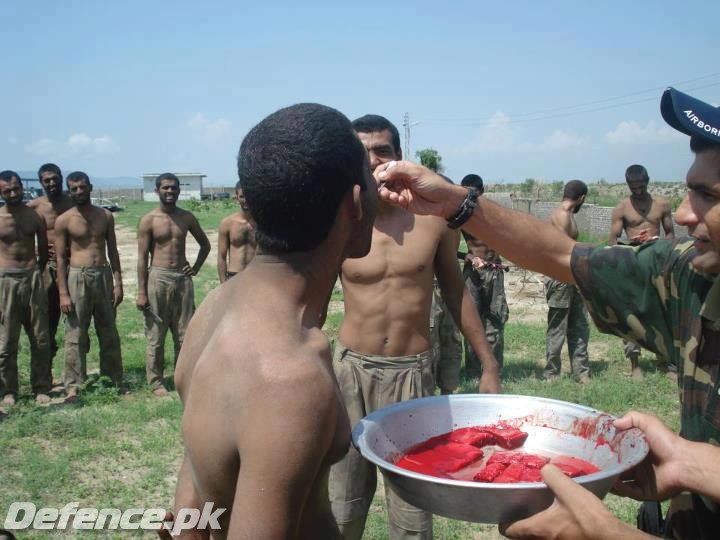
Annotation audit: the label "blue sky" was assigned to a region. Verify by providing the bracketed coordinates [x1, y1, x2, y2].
[2, 0, 718, 185]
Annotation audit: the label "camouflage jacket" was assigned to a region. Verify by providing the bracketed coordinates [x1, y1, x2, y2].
[572, 238, 720, 538]
[572, 238, 720, 442]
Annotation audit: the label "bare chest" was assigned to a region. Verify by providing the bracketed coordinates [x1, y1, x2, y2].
[343, 224, 440, 284]
[67, 214, 106, 243]
[229, 222, 254, 248]
[0, 214, 36, 244]
[624, 200, 664, 228]
[151, 217, 188, 245]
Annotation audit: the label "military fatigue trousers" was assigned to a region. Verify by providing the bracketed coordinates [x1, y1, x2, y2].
[543, 279, 590, 379]
[0, 267, 51, 397]
[429, 284, 462, 394]
[43, 262, 61, 361]
[144, 267, 195, 390]
[329, 344, 435, 540]
[63, 266, 123, 390]
[463, 263, 509, 377]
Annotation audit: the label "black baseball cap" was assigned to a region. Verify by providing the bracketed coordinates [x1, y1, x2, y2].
[661, 87, 720, 145]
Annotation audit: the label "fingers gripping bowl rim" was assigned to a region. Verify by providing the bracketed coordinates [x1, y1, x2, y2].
[352, 394, 649, 523]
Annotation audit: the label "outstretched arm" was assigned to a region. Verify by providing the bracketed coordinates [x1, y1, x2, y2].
[435, 227, 501, 393]
[377, 161, 576, 283]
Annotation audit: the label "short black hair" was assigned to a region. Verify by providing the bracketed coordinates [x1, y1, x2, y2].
[0, 170, 20, 183]
[156, 172, 180, 189]
[238, 103, 367, 253]
[563, 179, 587, 200]
[352, 114, 401, 156]
[38, 163, 62, 180]
[461, 174, 484, 194]
[66, 171, 90, 187]
[625, 164, 649, 183]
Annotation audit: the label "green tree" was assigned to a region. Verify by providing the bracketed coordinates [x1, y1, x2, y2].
[520, 178, 536, 195]
[415, 148, 443, 172]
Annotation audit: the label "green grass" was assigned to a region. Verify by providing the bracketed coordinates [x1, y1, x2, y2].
[0, 201, 681, 537]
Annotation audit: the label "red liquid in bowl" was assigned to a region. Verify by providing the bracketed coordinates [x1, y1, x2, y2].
[395, 424, 600, 483]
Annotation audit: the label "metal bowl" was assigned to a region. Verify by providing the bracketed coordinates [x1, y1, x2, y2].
[352, 394, 648, 523]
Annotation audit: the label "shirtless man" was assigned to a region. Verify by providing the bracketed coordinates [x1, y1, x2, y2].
[136, 173, 211, 396]
[329, 115, 501, 540]
[28, 163, 74, 364]
[543, 180, 590, 383]
[168, 103, 377, 538]
[217, 181, 256, 283]
[55, 172, 124, 401]
[609, 164, 675, 379]
[459, 173, 509, 376]
[0, 171, 50, 405]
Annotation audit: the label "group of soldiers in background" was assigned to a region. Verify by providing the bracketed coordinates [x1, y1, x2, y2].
[431, 163, 676, 389]
[0, 165, 256, 405]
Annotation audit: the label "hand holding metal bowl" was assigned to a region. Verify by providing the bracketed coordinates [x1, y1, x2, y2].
[352, 394, 649, 524]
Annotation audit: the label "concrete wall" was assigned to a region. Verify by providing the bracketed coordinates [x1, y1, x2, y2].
[485, 195, 688, 240]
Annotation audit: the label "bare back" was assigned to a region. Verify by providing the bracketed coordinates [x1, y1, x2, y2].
[550, 206, 579, 240]
[56, 206, 113, 267]
[340, 207, 450, 356]
[219, 213, 256, 273]
[0, 206, 45, 269]
[28, 195, 74, 260]
[613, 195, 673, 240]
[176, 272, 348, 538]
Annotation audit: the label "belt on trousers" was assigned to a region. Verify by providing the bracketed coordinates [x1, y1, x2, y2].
[336, 345, 432, 370]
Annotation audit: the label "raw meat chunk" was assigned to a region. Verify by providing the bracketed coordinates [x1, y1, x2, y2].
[478, 425, 529, 449]
[473, 462, 508, 482]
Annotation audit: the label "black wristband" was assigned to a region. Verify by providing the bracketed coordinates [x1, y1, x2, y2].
[446, 187, 479, 229]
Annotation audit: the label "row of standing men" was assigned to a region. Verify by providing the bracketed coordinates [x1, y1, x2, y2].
[0, 166, 255, 405]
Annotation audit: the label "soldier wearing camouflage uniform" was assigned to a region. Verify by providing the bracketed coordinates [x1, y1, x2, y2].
[459, 174, 509, 376]
[373, 86, 720, 539]
[544, 180, 590, 383]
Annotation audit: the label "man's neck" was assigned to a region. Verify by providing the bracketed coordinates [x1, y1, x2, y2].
[560, 200, 576, 213]
[160, 203, 177, 214]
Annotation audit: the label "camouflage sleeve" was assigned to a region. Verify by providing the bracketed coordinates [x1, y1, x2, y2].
[570, 240, 680, 359]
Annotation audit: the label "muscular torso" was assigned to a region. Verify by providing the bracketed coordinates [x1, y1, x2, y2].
[0, 206, 42, 269]
[176, 281, 348, 537]
[339, 207, 446, 356]
[60, 206, 110, 267]
[144, 208, 194, 269]
[28, 195, 74, 262]
[618, 196, 669, 239]
[223, 214, 257, 273]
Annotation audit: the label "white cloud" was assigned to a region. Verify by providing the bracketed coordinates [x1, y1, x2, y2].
[605, 121, 681, 145]
[25, 133, 119, 157]
[457, 112, 586, 156]
[188, 113, 231, 143]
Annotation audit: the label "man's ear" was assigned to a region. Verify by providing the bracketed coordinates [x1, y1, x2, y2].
[350, 184, 364, 223]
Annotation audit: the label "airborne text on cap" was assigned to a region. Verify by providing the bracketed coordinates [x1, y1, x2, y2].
[684, 110, 720, 137]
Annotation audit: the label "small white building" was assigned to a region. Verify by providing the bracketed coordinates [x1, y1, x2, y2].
[142, 173, 206, 201]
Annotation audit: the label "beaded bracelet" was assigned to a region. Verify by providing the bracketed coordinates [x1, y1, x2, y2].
[446, 187, 479, 229]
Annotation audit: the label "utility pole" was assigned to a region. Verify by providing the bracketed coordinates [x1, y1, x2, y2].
[403, 112, 411, 159]
[402, 112, 419, 159]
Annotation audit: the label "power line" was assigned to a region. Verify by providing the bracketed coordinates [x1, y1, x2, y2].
[421, 73, 720, 126]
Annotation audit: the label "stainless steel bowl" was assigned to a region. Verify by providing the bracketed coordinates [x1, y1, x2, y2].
[352, 394, 648, 523]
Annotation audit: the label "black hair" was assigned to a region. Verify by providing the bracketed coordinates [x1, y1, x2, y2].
[66, 171, 90, 187]
[38, 163, 62, 180]
[563, 179, 587, 200]
[238, 103, 367, 253]
[155, 172, 180, 189]
[352, 114, 401, 156]
[625, 164, 649, 183]
[461, 174, 484, 194]
[690, 134, 720, 154]
[235, 179, 242, 191]
[0, 170, 20, 183]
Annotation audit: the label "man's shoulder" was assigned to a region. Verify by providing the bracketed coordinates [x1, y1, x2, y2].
[613, 197, 630, 212]
[27, 196, 47, 209]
